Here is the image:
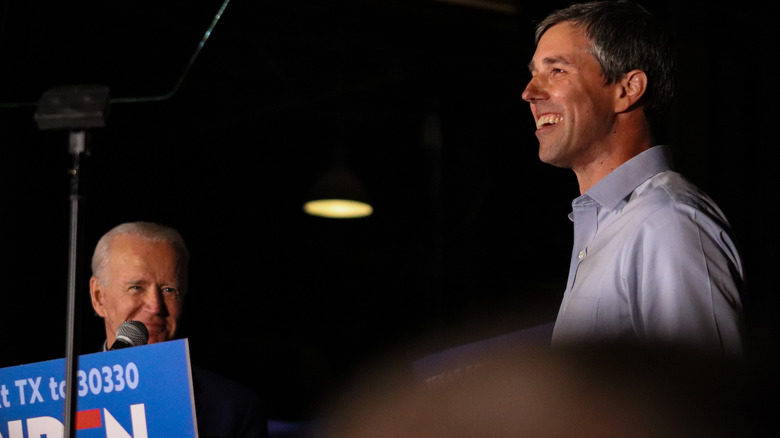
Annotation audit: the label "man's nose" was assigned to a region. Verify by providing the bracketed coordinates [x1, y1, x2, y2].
[522, 76, 546, 102]
[144, 289, 163, 313]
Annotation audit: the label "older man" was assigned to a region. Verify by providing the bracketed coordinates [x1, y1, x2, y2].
[90, 222, 187, 347]
[89, 221, 268, 438]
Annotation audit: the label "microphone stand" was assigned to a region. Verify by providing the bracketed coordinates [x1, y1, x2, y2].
[35, 85, 109, 438]
[63, 129, 88, 438]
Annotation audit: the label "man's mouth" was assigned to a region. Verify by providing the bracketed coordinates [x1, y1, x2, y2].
[536, 114, 563, 129]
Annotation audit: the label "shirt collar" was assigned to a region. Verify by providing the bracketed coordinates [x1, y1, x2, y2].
[583, 145, 672, 211]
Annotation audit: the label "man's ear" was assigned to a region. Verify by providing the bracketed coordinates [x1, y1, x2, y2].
[615, 69, 647, 113]
[90, 277, 107, 317]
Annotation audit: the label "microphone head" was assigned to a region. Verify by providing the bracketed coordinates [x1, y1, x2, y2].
[116, 320, 149, 347]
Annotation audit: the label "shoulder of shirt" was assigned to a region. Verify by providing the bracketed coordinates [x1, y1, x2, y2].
[633, 171, 723, 213]
[625, 170, 732, 232]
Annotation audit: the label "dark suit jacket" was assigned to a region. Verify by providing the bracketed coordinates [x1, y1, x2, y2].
[192, 365, 269, 438]
[100, 340, 268, 437]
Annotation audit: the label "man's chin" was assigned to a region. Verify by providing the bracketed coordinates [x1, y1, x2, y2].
[538, 152, 561, 167]
[538, 146, 570, 169]
[146, 333, 173, 345]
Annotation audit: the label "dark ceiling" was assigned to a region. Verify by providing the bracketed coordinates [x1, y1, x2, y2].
[2, 0, 779, 422]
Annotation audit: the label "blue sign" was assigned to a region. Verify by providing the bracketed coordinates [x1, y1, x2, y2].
[0, 339, 197, 438]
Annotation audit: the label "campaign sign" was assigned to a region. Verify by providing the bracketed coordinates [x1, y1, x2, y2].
[0, 339, 197, 438]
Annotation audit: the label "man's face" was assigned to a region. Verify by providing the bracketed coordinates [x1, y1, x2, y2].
[522, 22, 621, 170]
[90, 234, 185, 346]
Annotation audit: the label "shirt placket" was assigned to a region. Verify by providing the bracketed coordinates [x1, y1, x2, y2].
[564, 197, 599, 297]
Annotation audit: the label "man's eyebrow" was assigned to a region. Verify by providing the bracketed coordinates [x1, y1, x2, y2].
[122, 278, 148, 286]
[121, 278, 181, 289]
[527, 56, 571, 73]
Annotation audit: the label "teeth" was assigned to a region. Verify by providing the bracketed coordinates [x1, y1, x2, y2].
[536, 114, 563, 129]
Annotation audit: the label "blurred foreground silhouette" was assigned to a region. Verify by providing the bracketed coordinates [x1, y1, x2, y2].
[312, 338, 775, 438]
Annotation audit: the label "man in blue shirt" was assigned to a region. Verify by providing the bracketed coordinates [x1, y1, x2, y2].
[522, 1, 744, 355]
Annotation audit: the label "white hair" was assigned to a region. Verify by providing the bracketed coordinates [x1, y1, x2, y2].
[91, 221, 189, 290]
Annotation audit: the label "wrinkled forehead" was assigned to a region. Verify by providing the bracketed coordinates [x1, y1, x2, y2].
[108, 237, 184, 279]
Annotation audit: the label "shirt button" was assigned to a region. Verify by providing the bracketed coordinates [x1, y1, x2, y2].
[578, 250, 585, 259]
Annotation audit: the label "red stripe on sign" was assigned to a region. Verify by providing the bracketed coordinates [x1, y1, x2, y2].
[76, 409, 102, 430]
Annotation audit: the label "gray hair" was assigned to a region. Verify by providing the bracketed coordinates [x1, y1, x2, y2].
[535, 0, 677, 139]
[91, 221, 190, 290]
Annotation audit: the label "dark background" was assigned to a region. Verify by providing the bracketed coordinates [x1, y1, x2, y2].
[1, 0, 778, 421]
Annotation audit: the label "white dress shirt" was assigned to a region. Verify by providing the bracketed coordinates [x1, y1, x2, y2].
[552, 146, 745, 355]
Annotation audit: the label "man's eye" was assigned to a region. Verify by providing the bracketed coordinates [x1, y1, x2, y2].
[128, 286, 143, 293]
[162, 287, 179, 295]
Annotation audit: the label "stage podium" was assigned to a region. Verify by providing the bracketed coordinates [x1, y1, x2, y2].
[412, 322, 555, 386]
[0, 339, 198, 438]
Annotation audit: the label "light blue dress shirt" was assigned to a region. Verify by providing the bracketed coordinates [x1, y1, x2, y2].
[552, 146, 744, 355]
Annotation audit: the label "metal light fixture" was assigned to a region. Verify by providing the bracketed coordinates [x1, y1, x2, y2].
[303, 165, 373, 218]
[303, 41, 373, 219]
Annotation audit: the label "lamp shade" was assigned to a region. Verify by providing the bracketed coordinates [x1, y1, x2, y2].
[303, 166, 373, 218]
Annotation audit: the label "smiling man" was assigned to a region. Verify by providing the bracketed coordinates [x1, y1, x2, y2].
[523, 1, 745, 355]
[89, 221, 269, 438]
[90, 223, 187, 347]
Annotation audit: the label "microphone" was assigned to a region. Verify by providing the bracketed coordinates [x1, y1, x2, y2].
[110, 321, 149, 350]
